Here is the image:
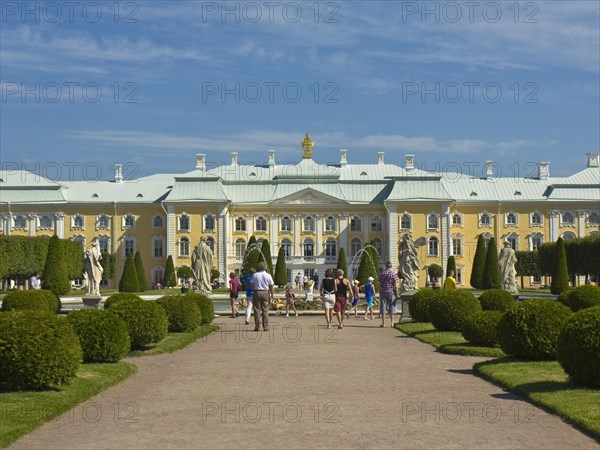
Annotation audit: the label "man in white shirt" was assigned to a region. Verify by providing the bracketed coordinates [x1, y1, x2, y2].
[251, 261, 275, 332]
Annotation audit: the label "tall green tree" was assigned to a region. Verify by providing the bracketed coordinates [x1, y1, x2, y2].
[134, 251, 148, 292]
[470, 234, 488, 289]
[274, 246, 288, 287]
[515, 251, 540, 289]
[446, 256, 457, 278]
[356, 246, 373, 285]
[482, 237, 501, 289]
[260, 239, 274, 275]
[240, 236, 261, 289]
[336, 247, 348, 278]
[551, 237, 570, 295]
[119, 253, 140, 292]
[42, 235, 70, 296]
[163, 255, 177, 288]
[100, 252, 116, 282]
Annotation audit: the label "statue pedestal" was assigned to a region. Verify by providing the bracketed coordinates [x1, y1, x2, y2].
[399, 292, 415, 323]
[82, 295, 101, 309]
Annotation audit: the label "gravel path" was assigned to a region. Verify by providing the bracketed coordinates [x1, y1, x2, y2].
[10, 316, 599, 449]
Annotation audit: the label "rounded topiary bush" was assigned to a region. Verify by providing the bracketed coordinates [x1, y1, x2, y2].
[184, 293, 215, 325]
[556, 289, 573, 308]
[104, 292, 143, 310]
[1, 290, 49, 312]
[0, 310, 82, 389]
[478, 289, 515, 312]
[408, 289, 443, 322]
[156, 296, 201, 332]
[39, 290, 61, 313]
[67, 309, 130, 362]
[558, 306, 600, 387]
[428, 291, 482, 331]
[462, 311, 504, 346]
[111, 300, 168, 349]
[498, 298, 572, 360]
[563, 285, 600, 312]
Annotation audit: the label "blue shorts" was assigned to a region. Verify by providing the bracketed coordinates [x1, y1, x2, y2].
[380, 292, 397, 315]
[366, 296, 374, 308]
[352, 298, 358, 307]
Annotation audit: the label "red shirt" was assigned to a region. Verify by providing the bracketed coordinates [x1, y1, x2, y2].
[229, 278, 240, 293]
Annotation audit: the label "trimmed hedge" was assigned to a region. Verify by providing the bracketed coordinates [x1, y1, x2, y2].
[556, 288, 573, 308]
[462, 311, 504, 346]
[558, 306, 600, 387]
[408, 289, 443, 322]
[42, 235, 71, 296]
[119, 253, 140, 292]
[156, 296, 202, 332]
[104, 292, 143, 310]
[184, 293, 215, 325]
[428, 291, 482, 331]
[563, 285, 600, 312]
[497, 298, 572, 360]
[67, 309, 130, 362]
[0, 311, 82, 389]
[111, 300, 168, 349]
[1, 290, 58, 312]
[478, 289, 515, 312]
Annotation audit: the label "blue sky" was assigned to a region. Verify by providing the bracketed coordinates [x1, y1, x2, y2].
[1, 1, 598, 180]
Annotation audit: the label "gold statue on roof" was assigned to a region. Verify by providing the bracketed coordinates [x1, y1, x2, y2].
[301, 133, 315, 159]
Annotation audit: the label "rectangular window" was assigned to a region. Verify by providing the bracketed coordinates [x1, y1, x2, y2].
[204, 215, 215, 231]
[153, 239, 164, 258]
[452, 238, 462, 256]
[124, 239, 135, 257]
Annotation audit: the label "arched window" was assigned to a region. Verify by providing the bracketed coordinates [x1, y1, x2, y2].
[530, 211, 542, 227]
[178, 213, 190, 231]
[96, 214, 110, 229]
[204, 214, 215, 231]
[206, 236, 216, 253]
[178, 237, 190, 257]
[97, 235, 110, 253]
[325, 238, 337, 260]
[281, 216, 292, 232]
[72, 213, 84, 229]
[561, 231, 576, 241]
[235, 238, 246, 259]
[281, 239, 292, 258]
[589, 231, 600, 237]
[303, 216, 314, 232]
[152, 236, 165, 258]
[427, 213, 439, 230]
[13, 215, 28, 229]
[371, 238, 383, 258]
[350, 238, 362, 257]
[38, 214, 53, 229]
[71, 235, 85, 249]
[400, 213, 411, 231]
[255, 216, 267, 232]
[303, 238, 314, 257]
[506, 233, 519, 250]
[452, 213, 462, 226]
[123, 213, 135, 228]
[505, 212, 518, 226]
[325, 216, 337, 232]
[530, 233, 543, 251]
[588, 212, 600, 226]
[370, 216, 382, 232]
[235, 217, 246, 231]
[350, 216, 362, 232]
[479, 212, 492, 227]
[122, 236, 136, 257]
[561, 212, 574, 226]
[152, 215, 164, 228]
[428, 236, 439, 257]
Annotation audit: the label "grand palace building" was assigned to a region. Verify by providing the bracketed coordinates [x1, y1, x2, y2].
[1, 137, 599, 289]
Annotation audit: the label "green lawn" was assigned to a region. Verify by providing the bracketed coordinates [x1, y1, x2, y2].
[395, 321, 506, 357]
[0, 362, 136, 448]
[128, 324, 219, 357]
[474, 358, 600, 438]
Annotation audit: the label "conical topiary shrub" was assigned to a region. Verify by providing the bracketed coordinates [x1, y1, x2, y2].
[261, 239, 274, 275]
[470, 234, 488, 289]
[42, 235, 70, 296]
[274, 246, 288, 287]
[446, 256, 457, 278]
[119, 253, 140, 292]
[336, 247, 348, 277]
[551, 237, 570, 295]
[163, 255, 177, 288]
[134, 251, 148, 292]
[482, 237, 501, 289]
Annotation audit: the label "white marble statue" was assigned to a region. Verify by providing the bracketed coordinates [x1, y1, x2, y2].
[498, 241, 519, 294]
[399, 234, 420, 293]
[192, 237, 213, 294]
[83, 238, 103, 296]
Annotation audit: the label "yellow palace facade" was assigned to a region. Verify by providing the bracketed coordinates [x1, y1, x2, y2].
[1, 137, 599, 289]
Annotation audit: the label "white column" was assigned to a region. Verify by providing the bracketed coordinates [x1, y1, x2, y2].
[441, 203, 450, 278]
[166, 205, 175, 256]
[316, 214, 323, 257]
[549, 210, 559, 242]
[246, 214, 253, 241]
[218, 205, 229, 283]
[269, 213, 278, 258]
[55, 212, 64, 238]
[363, 213, 369, 246]
[294, 214, 301, 256]
[577, 211, 586, 237]
[387, 205, 398, 270]
[29, 214, 36, 237]
[339, 213, 348, 257]
[1, 215, 9, 236]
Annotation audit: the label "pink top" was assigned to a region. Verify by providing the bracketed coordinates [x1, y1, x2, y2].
[229, 278, 240, 293]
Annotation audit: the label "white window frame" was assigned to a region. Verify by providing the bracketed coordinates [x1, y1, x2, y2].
[152, 235, 165, 259]
[281, 238, 292, 258]
[13, 214, 28, 230]
[280, 216, 292, 232]
[350, 216, 362, 232]
[427, 236, 439, 257]
[451, 234, 463, 257]
[506, 232, 519, 251]
[204, 214, 215, 232]
[255, 216, 267, 232]
[479, 211, 492, 228]
[178, 236, 190, 257]
[560, 231, 576, 241]
[530, 211, 543, 227]
[451, 212, 463, 227]
[37, 214, 54, 230]
[122, 236, 136, 258]
[325, 216, 337, 233]
[587, 212, 600, 227]
[206, 236, 216, 253]
[235, 217, 246, 232]
[505, 211, 518, 227]
[71, 213, 85, 230]
[96, 213, 110, 230]
[235, 238, 246, 259]
[400, 212, 412, 231]
[371, 237, 383, 258]
[303, 216, 315, 232]
[122, 213, 136, 229]
[303, 238, 315, 257]
[178, 213, 191, 232]
[427, 212, 440, 231]
[370, 215, 383, 232]
[152, 214, 164, 228]
[455, 264, 464, 285]
[151, 265, 165, 286]
[325, 238, 337, 259]
[529, 232, 543, 251]
[97, 234, 110, 253]
[560, 211, 575, 227]
[350, 238, 362, 257]
[71, 234, 86, 249]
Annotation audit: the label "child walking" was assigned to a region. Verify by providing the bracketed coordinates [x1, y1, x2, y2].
[285, 285, 298, 317]
[363, 276, 376, 320]
[346, 279, 360, 318]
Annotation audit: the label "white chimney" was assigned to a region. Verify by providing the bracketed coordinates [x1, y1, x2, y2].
[196, 154, 206, 171]
[378, 152, 385, 165]
[268, 150, 276, 167]
[587, 152, 600, 168]
[114, 163, 123, 183]
[537, 162, 549, 180]
[405, 154, 414, 171]
[340, 149, 347, 167]
[485, 160, 494, 179]
[231, 152, 238, 166]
